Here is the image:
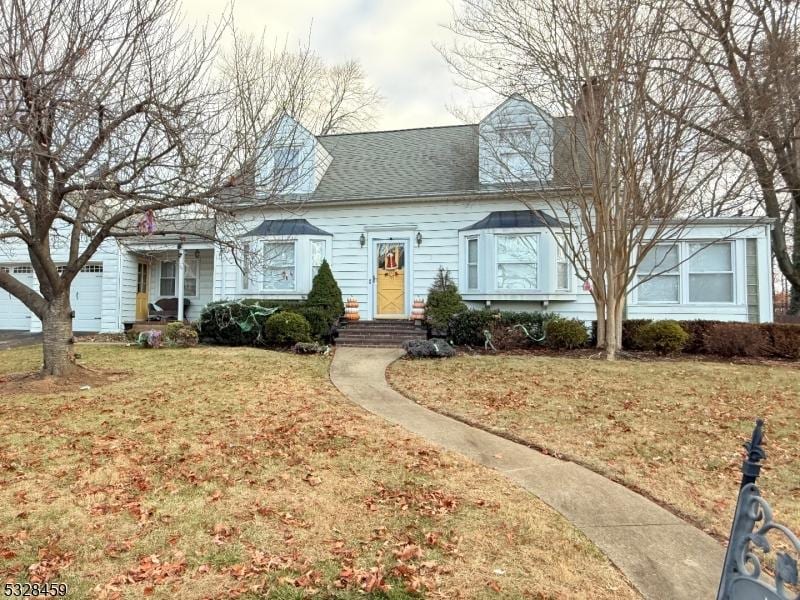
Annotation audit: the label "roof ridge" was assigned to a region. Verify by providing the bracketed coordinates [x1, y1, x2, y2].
[318, 123, 477, 139]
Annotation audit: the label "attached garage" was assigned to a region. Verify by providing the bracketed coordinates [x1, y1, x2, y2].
[68, 264, 104, 332]
[0, 266, 34, 330]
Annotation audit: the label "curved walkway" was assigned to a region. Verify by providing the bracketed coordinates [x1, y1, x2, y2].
[330, 347, 725, 600]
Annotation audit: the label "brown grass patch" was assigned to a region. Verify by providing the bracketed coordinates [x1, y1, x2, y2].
[388, 354, 800, 542]
[0, 344, 637, 599]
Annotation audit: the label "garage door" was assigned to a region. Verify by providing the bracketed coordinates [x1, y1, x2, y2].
[70, 264, 104, 332]
[0, 266, 33, 331]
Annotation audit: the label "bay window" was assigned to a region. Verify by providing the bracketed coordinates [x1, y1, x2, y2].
[263, 242, 296, 290]
[636, 244, 680, 303]
[466, 237, 479, 290]
[241, 242, 251, 291]
[688, 242, 734, 302]
[311, 240, 326, 279]
[496, 234, 539, 290]
[555, 234, 570, 290]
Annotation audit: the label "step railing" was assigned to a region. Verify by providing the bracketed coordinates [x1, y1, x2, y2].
[717, 419, 800, 600]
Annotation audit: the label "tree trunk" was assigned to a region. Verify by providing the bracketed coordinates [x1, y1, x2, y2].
[41, 293, 76, 377]
[790, 196, 800, 315]
[595, 296, 606, 349]
[604, 295, 619, 361]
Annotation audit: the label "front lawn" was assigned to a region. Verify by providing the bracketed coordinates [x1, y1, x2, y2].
[388, 355, 800, 540]
[0, 345, 637, 599]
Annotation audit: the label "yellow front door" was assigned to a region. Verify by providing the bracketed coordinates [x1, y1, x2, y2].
[135, 263, 149, 321]
[376, 242, 406, 317]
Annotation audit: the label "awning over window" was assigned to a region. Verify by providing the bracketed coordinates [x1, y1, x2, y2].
[242, 218, 331, 237]
[461, 210, 565, 231]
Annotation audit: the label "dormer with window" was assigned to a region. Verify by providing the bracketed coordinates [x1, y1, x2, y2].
[479, 96, 553, 185]
[256, 114, 331, 195]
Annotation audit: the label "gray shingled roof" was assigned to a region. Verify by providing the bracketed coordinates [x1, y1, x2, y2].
[243, 218, 330, 237]
[312, 125, 479, 201]
[461, 210, 566, 231]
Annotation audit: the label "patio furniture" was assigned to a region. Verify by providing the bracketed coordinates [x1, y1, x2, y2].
[147, 298, 190, 322]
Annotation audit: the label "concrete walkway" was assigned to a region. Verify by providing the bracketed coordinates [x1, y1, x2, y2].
[330, 347, 725, 600]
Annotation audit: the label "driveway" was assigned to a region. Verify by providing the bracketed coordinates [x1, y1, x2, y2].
[0, 331, 41, 350]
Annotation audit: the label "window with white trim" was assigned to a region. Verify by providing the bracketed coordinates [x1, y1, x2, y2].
[159, 259, 197, 297]
[273, 145, 301, 185]
[688, 242, 734, 302]
[637, 244, 680, 303]
[496, 234, 539, 289]
[555, 234, 570, 290]
[159, 261, 176, 296]
[183, 259, 198, 297]
[240, 242, 251, 291]
[466, 237, 479, 290]
[311, 240, 326, 280]
[262, 241, 295, 290]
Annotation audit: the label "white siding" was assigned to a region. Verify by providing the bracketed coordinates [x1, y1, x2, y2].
[211, 200, 772, 324]
[119, 250, 139, 325]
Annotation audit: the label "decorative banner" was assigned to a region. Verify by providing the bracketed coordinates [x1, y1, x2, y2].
[137, 209, 156, 235]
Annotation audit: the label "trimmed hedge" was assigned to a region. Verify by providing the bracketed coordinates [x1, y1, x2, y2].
[447, 312, 800, 360]
[448, 310, 498, 346]
[264, 312, 312, 346]
[634, 320, 688, 355]
[703, 322, 768, 357]
[447, 310, 556, 347]
[544, 318, 589, 350]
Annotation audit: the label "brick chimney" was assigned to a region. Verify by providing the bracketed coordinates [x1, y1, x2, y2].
[575, 76, 605, 125]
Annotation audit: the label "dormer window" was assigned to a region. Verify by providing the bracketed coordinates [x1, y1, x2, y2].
[479, 96, 553, 185]
[273, 144, 301, 187]
[497, 127, 535, 179]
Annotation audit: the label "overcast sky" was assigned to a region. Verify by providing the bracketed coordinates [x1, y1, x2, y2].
[183, 0, 498, 131]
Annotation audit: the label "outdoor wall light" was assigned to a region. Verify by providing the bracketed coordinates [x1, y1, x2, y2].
[416, 232, 423, 247]
[194, 249, 200, 259]
[359, 233, 366, 248]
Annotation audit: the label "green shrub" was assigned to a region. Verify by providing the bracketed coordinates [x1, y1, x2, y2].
[448, 310, 498, 346]
[703, 322, 768, 357]
[198, 301, 281, 346]
[634, 320, 688, 354]
[289, 306, 334, 341]
[425, 267, 467, 331]
[165, 322, 184, 340]
[544, 318, 588, 350]
[447, 310, 556, 347]
[264, 312, 312, 346]
[166, 324, 199, 348]
[306, 259, 344, 321]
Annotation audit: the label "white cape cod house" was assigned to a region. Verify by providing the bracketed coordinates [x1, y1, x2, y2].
[0, 97, 774, 332]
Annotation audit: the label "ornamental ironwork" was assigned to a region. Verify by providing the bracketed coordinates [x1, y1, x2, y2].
[717, 419, 800, 600]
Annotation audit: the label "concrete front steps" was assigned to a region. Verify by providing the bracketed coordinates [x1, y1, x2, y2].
[336, 320, 426, 348]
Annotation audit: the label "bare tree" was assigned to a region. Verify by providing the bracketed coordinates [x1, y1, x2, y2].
[656, 0, 800, 313]
[0, 0, 380, 376]
[445, 0, 726, 359]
